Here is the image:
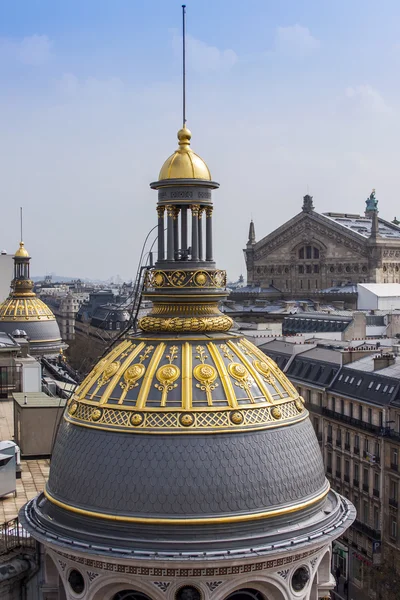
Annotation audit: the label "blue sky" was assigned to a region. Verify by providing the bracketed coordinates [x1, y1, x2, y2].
[0, 0, 400, 280]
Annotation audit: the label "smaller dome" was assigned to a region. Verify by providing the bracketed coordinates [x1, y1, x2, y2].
[14, 242, 30, 258]
[158, 126, 211, 181]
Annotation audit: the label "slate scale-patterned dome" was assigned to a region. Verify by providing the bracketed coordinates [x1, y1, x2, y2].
[21, 126, 354, 559]
[0, 242, 64, 355]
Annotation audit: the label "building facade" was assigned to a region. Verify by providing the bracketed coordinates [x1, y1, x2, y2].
[261, 339, 400, 599]
[245, 192, 400, 296]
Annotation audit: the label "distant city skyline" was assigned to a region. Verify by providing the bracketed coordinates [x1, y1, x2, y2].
[1, 0, 400, 280]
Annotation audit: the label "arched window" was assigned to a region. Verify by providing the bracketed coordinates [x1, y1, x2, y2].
[113, 592, 153, 600]
[224, 589, 265, 600]
[298, 245, 320, 260]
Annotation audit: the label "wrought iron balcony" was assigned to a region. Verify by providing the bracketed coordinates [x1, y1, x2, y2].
[353, 478, 359, 488]
[389, 498, 398, 509]
[373, 488, 380, 498]
[352, 519, 381, 541]
[321, 407, 384, 435]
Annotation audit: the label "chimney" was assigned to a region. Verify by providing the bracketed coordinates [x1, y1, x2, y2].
[373, 353, 395, 371]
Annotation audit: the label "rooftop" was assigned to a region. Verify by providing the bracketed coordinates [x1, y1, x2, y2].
[0, 398, 49, 523]
[323, 213, 400, 240]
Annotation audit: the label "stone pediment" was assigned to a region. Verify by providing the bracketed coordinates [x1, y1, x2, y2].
[253, 212, 368, 260]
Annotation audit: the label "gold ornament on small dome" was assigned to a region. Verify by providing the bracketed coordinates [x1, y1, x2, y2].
[69, 402, 78, 416]
[14, 241, 30, 258]
[271, 407, 282, 420]
[130, 413, 144, 427]
[91, 409, 102, 422]
[195, 272, 207, 286]
[228, 363, 248, 380]
[230, 411, 244, 425]
[180, 413, 194, 427]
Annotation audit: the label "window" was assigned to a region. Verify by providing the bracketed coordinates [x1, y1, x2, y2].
[365, 438, 369, 453]
[337, 429, 342, 446]
[390, 480, 398, 500]
[307, 389, 311, 403]
[350, 403, 354, 418]
[314, 265, 319, 273]
[341, 399, 345, 414]
[354, 463, 359, 481]
[306, 245, 312, 259]
[363, 467, 369, 485]
[354, 434, 360, 451]
[379, 412, 383, 428]
[313, 417, 319, 435]
[345, 460, 350, 476]
[392, 448, 398, 466]
[358, 405, 363, 420]
[391, 517, 397, 540]
[306, 264, 312, 274]
[375, 442, 380, 459]
[299, 248, 304, 259]
[327, 452, 332, 469]
[328, 424, 333, 441]
[363, 500, 369, 523]
[332, 397, 336, 412]
[374, 507, 380, 531]
[299, 265, 304, 274]
[345, 431, 350, 447]
[374, 472, 380, 490]
[336, 455, 341, 475]
[318, 393, 323, 407]
[314, 247, 319, 258]
[368, 408, 372, 424]
[397, 414, 400, 433]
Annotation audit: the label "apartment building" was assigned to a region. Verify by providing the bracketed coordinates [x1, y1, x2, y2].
[261, 339, 400, 600]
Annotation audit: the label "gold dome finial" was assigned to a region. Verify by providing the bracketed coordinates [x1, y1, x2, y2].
[177, 126, 191, 146]
[14, 241, 30, 258]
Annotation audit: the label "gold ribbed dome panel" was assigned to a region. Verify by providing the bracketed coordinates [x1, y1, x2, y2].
[0, 296, 56, 321]
[66, 335, 305, 434]
[14, 242, 30, 258]
[158, 127, 211, 181]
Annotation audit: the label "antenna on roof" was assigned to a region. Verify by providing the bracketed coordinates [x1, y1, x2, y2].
[20, 207, 23, 243]
[182, 4, 187, 128]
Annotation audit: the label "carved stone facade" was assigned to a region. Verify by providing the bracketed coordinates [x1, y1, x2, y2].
[244, 196, 400, 295]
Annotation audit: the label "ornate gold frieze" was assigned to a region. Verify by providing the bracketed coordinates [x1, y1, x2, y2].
[138, 314, 233, 333]
[65, 398, 304, 433]
[151, 303, 220, 315]
[144, 269, 227, 290]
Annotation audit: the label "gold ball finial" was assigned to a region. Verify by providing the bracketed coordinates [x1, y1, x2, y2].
[177, 126, 191, 147]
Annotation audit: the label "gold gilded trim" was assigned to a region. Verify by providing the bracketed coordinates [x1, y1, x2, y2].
[207, 342, 238, 408]
[227, 340, 274, 404]
[44, 482, 330, 525]
[182, 342, 192, 409]
[136, 343, 166, 408]
[100, 342, 146, 405]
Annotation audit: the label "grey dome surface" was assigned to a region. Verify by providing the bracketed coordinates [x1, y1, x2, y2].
[0, 320, 62, 352]
[47, 417, 326, 519]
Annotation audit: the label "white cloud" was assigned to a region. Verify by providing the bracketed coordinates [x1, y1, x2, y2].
[0, 34, 52, 66]
[345, 85, 392, 114]
[275, 24, 320, 57]
[172, 33, 237, 72]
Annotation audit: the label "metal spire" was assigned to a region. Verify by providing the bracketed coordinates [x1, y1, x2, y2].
[182, 4, 186, 127]
[20, 207, 23, 243]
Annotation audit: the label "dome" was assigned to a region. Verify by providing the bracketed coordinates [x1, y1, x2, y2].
[158, 127, 212, 181]
[14, 241, 30, 258]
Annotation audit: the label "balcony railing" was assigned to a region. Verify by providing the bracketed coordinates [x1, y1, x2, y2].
[344, 474, 350, 483]
[0, 517, 35, 556]
[373, 488, 380, 498]
[336, 440, 342, 448]
[321, 408, 384, 435]
[327, 436, 333, 444]
[317, 432, 323, 442]
[391, 463, 399, 472]
[327, 466, 332, 474]
[354, 447, 360, 455]
[336, 470, 342, 479]
[389, 498, 398, 509]
[363, 483, 369, 493]
[345, 444, 351, 451]
[353, 479, 359, 487]
[352, 519, 381, 541]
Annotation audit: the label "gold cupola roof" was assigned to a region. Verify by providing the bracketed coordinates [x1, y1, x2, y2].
[14, 242, 30, 258]
[158, 126, 212, 181]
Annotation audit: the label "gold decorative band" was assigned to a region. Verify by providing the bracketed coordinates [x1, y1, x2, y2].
[151, 303, 220, 315]
[138, 314, 233, 333]
[65, 398, 306, 433]
[144, 269, 227, 290]
[44, 482, 330, 525]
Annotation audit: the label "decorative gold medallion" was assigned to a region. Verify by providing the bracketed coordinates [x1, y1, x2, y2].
[228, 362, 248, 380]
[230, 411, 243, 424]
[154, 273, 164, 286]
[121, 364, 145, 388]
[69, 402, 78, 416]
[91, 408, 102, 422]
[253, 360, 270, 376]
[130, 413, 144, 426]
[193, 363, 217, 383]
[195, 271, 207, 286]
[104, 362, 119, 379]
[180, 413, 194, 427]
[271, 407, 281, 420]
